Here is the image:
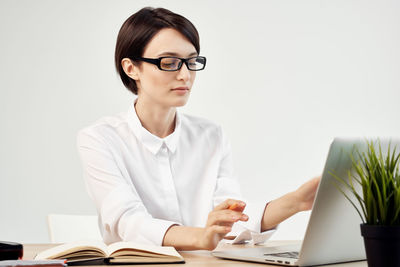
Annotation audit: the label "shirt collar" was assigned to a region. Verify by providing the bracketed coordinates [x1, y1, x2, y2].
[127, 101, 181, 155]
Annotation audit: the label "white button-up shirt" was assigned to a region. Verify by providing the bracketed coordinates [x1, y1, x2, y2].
[77, 103, 272, 246]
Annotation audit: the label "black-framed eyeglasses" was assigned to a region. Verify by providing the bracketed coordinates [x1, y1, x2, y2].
[131, 56, 206, 71]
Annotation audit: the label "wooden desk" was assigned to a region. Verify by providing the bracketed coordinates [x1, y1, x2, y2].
[23, 241, 367, 267]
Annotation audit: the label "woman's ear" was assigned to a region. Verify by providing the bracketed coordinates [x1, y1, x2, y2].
[121, 58, 140, 80]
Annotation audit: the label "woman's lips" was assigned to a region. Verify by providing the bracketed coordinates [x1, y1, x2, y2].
[172, 87, 189, 91]
[171, 87, 189, 95]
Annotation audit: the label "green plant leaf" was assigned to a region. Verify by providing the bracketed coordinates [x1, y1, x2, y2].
[333, 139, 400, 225]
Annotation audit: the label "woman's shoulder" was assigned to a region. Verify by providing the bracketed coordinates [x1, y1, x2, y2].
[78, 111, 129, 139]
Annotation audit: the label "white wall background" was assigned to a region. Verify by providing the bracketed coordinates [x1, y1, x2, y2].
[0, 0, 399, 243]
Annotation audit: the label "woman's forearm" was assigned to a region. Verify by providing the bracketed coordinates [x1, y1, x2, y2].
[261, 177, 320, 231]
[261, 191, 300, 231]
[162, 225, 205, 250]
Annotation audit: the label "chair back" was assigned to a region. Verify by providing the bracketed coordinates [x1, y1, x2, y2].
[47, 214, 102, 243]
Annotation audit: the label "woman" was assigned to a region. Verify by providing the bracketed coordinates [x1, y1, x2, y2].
[77, 7, 320, 251]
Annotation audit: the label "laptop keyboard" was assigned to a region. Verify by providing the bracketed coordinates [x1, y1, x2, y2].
[264, 251, 299, 259]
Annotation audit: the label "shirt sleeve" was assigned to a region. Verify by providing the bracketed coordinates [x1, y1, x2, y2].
[77, 129, 180, 246]
[212, 126, 275, 244]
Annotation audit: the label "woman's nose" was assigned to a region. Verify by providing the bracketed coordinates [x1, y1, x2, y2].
[176, 63, 191, 81]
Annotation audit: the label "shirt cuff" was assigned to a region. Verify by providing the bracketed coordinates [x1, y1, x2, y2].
[120, 214, 182, 246]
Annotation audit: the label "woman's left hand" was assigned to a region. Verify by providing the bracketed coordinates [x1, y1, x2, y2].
[293, 176, 321, 212]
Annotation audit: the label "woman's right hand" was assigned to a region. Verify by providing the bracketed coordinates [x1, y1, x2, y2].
[197, 199, 248, 250]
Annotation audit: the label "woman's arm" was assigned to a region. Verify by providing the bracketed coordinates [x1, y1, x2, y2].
[261, 177, 320, 231]
[163, 177, 320, 250]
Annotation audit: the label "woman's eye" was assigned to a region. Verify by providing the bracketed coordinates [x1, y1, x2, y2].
[162, 63, 175, 67]
[161, 60, 178, 69]
[161, 64, 176, 70]
[187, 60, 197, 66]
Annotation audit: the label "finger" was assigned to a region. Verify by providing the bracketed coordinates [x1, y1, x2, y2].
[207, 210, 239, 226]
[220, 213, 248, 226]
[207, 210, 249, 226]
[225, 213, 249, 222]
[214, 199, 246, 211]
[240, 213, 249, 221]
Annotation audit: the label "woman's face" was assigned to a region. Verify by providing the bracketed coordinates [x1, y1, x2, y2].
[133, 28, 197, 108]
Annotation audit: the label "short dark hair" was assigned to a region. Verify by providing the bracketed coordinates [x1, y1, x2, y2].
[115, 7, 200, 95]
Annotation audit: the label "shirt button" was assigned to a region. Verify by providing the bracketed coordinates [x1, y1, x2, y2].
[162, 143, 168, 152]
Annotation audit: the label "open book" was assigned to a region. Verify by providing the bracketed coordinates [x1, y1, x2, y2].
[34, 240, 184, 265]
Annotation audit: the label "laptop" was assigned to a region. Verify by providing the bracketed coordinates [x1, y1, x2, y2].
[212, 137, 400, 266]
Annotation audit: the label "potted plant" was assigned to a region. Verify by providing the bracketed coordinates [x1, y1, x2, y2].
[334, 140, 400, 267]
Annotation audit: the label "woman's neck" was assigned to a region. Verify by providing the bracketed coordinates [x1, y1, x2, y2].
[134, 98, 176, 139]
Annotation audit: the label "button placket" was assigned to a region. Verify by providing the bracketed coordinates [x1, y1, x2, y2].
[158, 143, 182, 222]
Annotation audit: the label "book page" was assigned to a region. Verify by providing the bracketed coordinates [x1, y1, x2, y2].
[35, 240, 108, 260]
[108, 256, 184, 264]
[107, 242, 182, 259]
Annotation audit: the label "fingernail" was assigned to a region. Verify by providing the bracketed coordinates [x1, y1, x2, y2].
[241, 214, 248, 220]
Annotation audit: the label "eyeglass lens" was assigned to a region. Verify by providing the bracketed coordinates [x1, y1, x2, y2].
[160, 57, 205, 71]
